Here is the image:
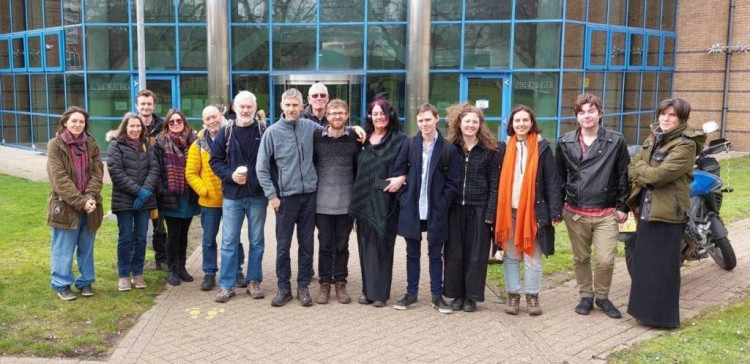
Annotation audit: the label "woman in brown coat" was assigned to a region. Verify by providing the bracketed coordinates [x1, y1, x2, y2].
[46, 106, 104, 301]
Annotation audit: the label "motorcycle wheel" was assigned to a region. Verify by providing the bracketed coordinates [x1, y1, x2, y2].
[707, 237, 737, 271]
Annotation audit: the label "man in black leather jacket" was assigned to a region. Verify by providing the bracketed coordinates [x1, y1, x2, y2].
[556, 93, 630, 319]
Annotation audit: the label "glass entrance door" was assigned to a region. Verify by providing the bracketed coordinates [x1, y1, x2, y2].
[272, 75, 363, 125]
[461, 74, 511, 141]
[134, 76, 177, 118]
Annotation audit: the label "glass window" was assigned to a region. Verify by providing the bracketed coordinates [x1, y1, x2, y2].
[367, 25, 406, 70]
[0, 0, 10, 34]
[64, 0, 81, 25]
[561, 72, 583, 113]
[3, 113, 17, 144]
[48, 74, 66, 115]
[2, 75, 14, 109]
[45, 0, 62, 27]
[319, 26, 364, 70]
[565, 0, 584, 20]
[26, 0, 43, 30]
[179, 26, 207, 70]
[589, 30, 607, 67]
[31, 75, 46, 113]
[28, 36, 43, 69]
[369, 0, 406, 22]
[66, 74, 85, 109]
[45, 33, 62, 69]
[628, 0, 644, 27]
[0, 39, 10, 69]
[321, 0, 364, 22]
[623, 72, 641, 112]
[138, 1, 175, 23]
[272, 26, 316, 71]
[89, 120, 120, 151]
[65, 27, 84, 71]
[231, 75, 270, 113]
[584, 72, 604, 95]
[647, 34, 660, 67]
[15, 75, 30, 111]
[465, 24, 511, 69]
[512, 72, 559, 117]
[179, 75, 208, 119]
[178, 0, 206, 22]
[430, 24, 460, 70]
[640, 112, 655, 140]
[657, 72, 672, 102]
[610, 32, 627, 68]
[232, 0, 268, 22]
[662, 0, 676, 31]
[663, 36, 675, 68]
[641, 72, 657, 111]
[85, 0, 128, 23]
[12, 37, 25, 70]
[515, 0, 562, 19]
[133, 27, 176, 70]
[646, 0, 660, 30]
[608, 0, 626, 25]
[564, 24, 584, 69]
[622, 113, 639, 144]
[232, 26, 270, 71]
[514, 23, 560, 69]
[86, 26, 130, 70]
[273, 0, 316, 23]
[588, 1, 606, 23]
[87, 74, 131, 117]
[466, 0, 510, 20]
[33, 115, 50, 146]
[604, 72, 623, 113]
[428, 73, 459, 116]
[431, 0, 461, 21]
[17, 113, 31, 146]
[366, 73, 405, 117]
[629, 33, 644, 68]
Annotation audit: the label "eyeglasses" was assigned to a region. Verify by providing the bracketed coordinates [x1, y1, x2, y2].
[327, 111, 347, 117]
[168, 119, 184, 125]
[310, 93, 328, 99]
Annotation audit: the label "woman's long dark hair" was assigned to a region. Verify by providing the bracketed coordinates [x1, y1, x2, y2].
[365, 98, 400, 136]
[115, 112, 147, 143]
[57, 106, 90, 135]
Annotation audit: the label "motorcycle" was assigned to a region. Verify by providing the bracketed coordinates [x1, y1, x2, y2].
[620, 121, 737, 274]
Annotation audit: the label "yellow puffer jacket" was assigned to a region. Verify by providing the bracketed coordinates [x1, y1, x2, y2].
[186, 129, 223, 208]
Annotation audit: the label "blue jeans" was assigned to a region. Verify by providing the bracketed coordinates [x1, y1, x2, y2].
[503, 233, 543, 294]
[405, 235, 445, 298]
[50, 213, 96, 292]
[201, 207, 244, 276]
[219, 197, 267, 291]
[115, 209, 150, 278]
[276, 192, 316, 291]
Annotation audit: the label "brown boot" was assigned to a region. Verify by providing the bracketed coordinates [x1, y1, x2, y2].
[526, 293, 542, 316]
[334, 282, 352, 304]
[505, 293, 520, 315]
[315, 283, 331, 304]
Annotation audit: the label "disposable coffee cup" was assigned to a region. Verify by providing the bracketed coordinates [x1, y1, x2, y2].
[235, 166, 248, 177]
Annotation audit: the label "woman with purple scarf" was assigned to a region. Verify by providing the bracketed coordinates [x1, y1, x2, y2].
[46, 106, 104, 301]
[154, 109, 199, 286]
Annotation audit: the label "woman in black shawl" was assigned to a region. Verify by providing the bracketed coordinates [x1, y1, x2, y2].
[349, 98, 406, 307]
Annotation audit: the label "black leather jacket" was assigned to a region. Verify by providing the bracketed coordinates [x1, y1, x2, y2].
[555, 127, 630, 213]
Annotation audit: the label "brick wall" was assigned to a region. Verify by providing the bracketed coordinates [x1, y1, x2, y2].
[674, 0, 750, 150]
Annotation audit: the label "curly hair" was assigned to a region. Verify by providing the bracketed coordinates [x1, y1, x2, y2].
[446, 102, 498, 150]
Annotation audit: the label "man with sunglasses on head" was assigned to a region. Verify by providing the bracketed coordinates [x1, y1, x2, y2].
[135, 89, 168, 272]
[301, 83, 329, 126]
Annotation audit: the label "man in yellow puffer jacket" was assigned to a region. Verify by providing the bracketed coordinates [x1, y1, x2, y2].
[186, 105, 245, 291]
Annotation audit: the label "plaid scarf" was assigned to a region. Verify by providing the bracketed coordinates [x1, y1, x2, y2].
[159, 131, 191, 194]
[60, 129, 89, 194]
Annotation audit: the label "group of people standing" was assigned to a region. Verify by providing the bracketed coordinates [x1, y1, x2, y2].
[46, 87, 702, 328]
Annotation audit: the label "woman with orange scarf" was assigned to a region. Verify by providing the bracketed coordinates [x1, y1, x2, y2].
[496, 105, 562, 316]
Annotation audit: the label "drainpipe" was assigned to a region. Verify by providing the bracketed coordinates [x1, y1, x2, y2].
[720, 0, 736, 138]
[207, 0, 229, 107]
[136, 0, 145, 91]
[405, 0, 431, 137]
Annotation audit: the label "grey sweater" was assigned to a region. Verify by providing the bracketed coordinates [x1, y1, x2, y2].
[313, 129, 360, 214]
[256, 117, 323, 199]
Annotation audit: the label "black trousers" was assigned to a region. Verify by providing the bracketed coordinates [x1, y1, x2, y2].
[443, 205, 491, 302]
[151, 214, 167, 265]
[275, 192, 316, 290]
[164, 216, 193, 268]
[316, 213, 354, 283]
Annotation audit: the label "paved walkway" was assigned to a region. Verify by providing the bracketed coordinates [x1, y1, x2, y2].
[2, 144, 750, 363]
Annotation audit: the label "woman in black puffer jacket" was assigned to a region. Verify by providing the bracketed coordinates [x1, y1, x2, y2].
[107, 112, 160, 292]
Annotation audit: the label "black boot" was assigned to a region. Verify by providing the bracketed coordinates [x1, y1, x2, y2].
[177, 262, 194, 282]
[167, 265, 181, 286]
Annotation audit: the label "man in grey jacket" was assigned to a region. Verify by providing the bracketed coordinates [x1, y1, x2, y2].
[256, 88, 364, 307]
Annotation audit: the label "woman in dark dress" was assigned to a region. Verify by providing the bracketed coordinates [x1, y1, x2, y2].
[627, 98, 706, 328]
[349, 98, 406, 307]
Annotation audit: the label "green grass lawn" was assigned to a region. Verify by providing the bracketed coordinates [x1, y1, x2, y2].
[0, 174, 167, 358]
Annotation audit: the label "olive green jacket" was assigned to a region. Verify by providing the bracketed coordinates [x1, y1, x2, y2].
[626, 124, 706, 223]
